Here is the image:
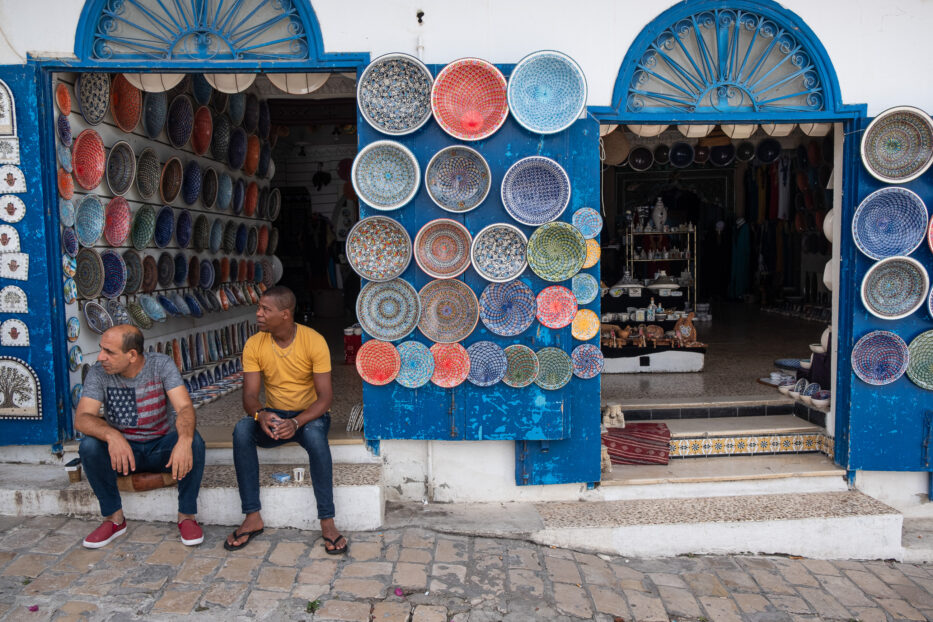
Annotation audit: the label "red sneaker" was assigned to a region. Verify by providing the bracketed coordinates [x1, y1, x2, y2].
[82, 519, 127, 549]
[178, 518, 204, 546]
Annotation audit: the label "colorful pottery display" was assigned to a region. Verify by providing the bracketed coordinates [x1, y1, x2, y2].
[479, 280, 536, 337]
[852, 330, 909, 385]
[418, 279, 478, 343]
[356, 339, 400, 385]
[526, 221, 586, 282]
[396, 341, 434, 389]
[861, 256, 929, 320]
[508, 50, 587, 134]
[351, 140, 420, 210]
[861, 105, 933, 183]
[358, 53, 434, 135]
[357, 279, 421, 342]
[534, 347, 572, 390]
[346, 216, 412, 282]
[535, 285, 577, 329]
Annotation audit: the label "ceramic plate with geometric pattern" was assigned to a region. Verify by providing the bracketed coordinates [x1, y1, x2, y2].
[346, 216, 412, 282]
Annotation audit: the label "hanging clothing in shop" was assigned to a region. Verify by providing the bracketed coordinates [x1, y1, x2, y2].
[728, 219, 751, 299]
[703, 221, 732, 298]
[756, 167, 767, 223]
[734, 161, 748, 220]
[777, 155, 792, 220]
[768, 162, 780, 221]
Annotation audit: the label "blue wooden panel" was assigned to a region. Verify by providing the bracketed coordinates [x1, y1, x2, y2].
[0, 64, 69, 445]
[843, 114, 933, 471]
[360, 63, 599, 449]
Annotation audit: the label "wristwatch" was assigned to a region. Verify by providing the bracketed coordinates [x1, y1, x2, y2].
[253, 409, 264, 421]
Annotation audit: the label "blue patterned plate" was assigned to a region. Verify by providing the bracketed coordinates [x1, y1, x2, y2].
[572, 344, 604, 379]
[395, 340, 434, 389]
[535, 347, 573, 390]
[526, 221, 586, 282]
[471, 223, 527, 283]
[466, 340, 507, 387]
[861, 256, 929, 320]
[425, 146, 491, 213]
[157, 294, 181, 317]
[479, 280, 535, 337]
[572, 273, 599, 305]
[508, 50, 586, 134]
[571, 207, 602, 239]
[861, 106, 933, 184]
[352, 140, 420, 210]
[346, 216, 412, 282]
[852, 330, 909, 385]
[59, 198, 75, 228]
[418, 279, 479, 343]
[501, 156, 570, 226]
[852, 187, 927, 260]
[139, 294, 167, 322]
[357, 279, 421, 342]
[75, 194, 104, 247]
[57, 143, 72, 173]
[358, 53, 433, 136]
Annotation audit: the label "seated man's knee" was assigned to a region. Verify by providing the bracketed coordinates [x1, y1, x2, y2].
[78, 436, 108, 460]
[299, 420, 329, 449]
[191, 431, 206, 459]
[232, 417, 257, 445]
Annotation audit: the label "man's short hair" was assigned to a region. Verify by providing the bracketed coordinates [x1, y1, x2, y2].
[121, 326, 144, 355]
[262, 286, 296, 314]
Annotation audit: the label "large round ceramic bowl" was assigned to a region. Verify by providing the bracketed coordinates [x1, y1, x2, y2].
[479, 280, 535, 337]
[424, 146, 491, 213]
[351, 140, 420, 210]
[470, 223, 527, 282]
[852, 187, 927, 260]
[907, 330, 933, 391]
[861, 106, 933, 184]
[431, 58, 508, 141]
[414, 219, 472, 279]
[526, 221, 586, 282]
[358, 53, 434, 135]
[345, 215, 412, 282]
[508, 50, 586, 135]
[851, 330, 909, 386]
[395, 341, 434, 389]
[356, 279, 421, 342]
[860, 256, 929, 320]
[418, 279, 478, 343]
[501, 156, 571, 226]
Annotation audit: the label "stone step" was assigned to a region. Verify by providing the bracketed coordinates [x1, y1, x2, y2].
[384, 490, 905, 560]
[0, 462, 383, 532]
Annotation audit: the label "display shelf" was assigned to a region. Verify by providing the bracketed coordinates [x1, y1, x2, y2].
[624, 226, 697, 311]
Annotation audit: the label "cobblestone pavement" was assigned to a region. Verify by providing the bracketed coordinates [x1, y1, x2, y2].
[2, 515, 933, 621]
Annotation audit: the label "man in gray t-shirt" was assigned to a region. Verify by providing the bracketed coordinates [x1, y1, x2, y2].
[75, 325, 206, 549]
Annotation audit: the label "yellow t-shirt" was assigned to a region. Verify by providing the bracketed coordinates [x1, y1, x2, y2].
[242, 325, 332, 411]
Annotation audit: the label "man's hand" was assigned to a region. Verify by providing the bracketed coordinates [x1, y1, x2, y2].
[258, 410, 279, 438]
[272, 417, 298, 440]
[108, 434, 136, 475]
[166, 438, 193, 480]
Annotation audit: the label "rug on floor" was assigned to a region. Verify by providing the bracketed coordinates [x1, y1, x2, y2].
[601, 422, 671, 465]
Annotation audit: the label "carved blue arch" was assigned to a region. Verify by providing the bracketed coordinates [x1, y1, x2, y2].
[590, 0, 858, 123]
[73, 0, 367, 70]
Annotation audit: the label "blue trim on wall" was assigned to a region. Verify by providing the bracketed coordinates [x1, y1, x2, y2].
[590, 0, 861, 124]
[72, 0, 368, 70]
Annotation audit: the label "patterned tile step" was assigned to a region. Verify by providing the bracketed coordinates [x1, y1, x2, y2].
[669, 432, 832, 458]
[534, 490, 898, 529]
[661, 415, 820, 438]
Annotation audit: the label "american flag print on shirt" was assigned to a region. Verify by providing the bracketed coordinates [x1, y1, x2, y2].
[105, 381, 171, 441]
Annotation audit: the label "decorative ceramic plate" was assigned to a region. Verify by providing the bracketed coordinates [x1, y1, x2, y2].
[852, 187, 927, 259]
[110, 74, 141, 132]
[536, 285, 577, 329]
[136, 147, 160, 199]
[201, 167, 218, 209]
[75, 248, 104, 299]
[431, 58, 508, 141]
[471, 223, 527, 283]
[57, 114, 72, 147]
[526, 221, 586, 282]
[852, 330, 909, 385]
[396, 340, 434, 388]
[346, 215, 412, 282]
[106, 299, 131, 326]
[479, 280, 536, 336]
[571, 273, 599, 305]
[861, 256, 929, 320]
[572, 207, 602, 239]
[141, 91, 167, 139]
[131, 204, 155, 250]
[66, 316, 80, 342]
[59, 198, 75, 228]
[907, 330, 933, 390]
[419, 279, 478, 343]
[571, 343, 604, 379]
[57, 143, 72, 174]
[508, 50, 586, 134]
[669, 141, 694, 168]
[76, 73, 110, 126]
[72, 129, 105, 190]
[175, 209, 192, 248]
[357, 279, 421, 342]
[571, 308, 600, 340]
[160, 156, 183, 203]
[501, 156, 571, 226]
[62, 228, 79, 258]
[106, 140, 136, 196]
[182, 160, 202, 206]
[168, 94, 194, 148]
[534, 347, 572, 390]
[351, 140, 420, 210]
[502, 345, 538, 388]
[75, 194, 104, 247]
[358, 53, 434, 136]
[414, 219, 472, 279]
[55, 83, 71, 116]
[425, 146, 491, 212]
[99, 249, 127, 299]
[83, 301, 112, 335]
[157, 251, 174, 287]
[154, 204, 175, 248]
[466, 340, 507, 387]
[430, 342, 470, 388]
[583, 239, 601, 269]
[63, 278, 77, 304]
[356, 339, 400, 386]
[861, 106, 933, 183]
[122, 249, 142, 294]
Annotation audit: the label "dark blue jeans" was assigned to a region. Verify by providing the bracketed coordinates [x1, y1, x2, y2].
[232, 409, 335, 519]
[79, 430, 206, 517]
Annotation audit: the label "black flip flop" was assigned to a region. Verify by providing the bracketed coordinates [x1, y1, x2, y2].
[223, 528, 264, 551]
[323, 534, 349, 555]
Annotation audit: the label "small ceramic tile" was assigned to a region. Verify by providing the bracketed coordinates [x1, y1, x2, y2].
[0, 225, 19, 252]
[0, 84, 16, 136]
[0, 165, 26, 193]
[0, 252, 26, 280]
[0, 195, 24, 223]
[0, 138, 20, 165]
[0, 319, 27, 346]
[0, 285, 26, 313]
[0, 356, 41, 419]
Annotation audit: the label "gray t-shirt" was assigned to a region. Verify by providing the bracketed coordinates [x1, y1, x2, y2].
[82, 353, 184, 442]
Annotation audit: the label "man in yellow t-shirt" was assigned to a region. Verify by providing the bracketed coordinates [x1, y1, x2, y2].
[225, 286, 347, 554]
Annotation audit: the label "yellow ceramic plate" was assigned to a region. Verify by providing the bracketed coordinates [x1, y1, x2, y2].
[582, 239, 600, 268]
[571, 308, 600, 340]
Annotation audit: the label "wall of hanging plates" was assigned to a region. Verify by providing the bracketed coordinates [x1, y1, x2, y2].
[354, 52, 601, 485]
[53, 72, 283, 415]
[842, 107, 933, 471]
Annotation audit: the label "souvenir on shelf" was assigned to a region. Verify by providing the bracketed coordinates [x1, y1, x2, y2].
[431, 58, 508, 141]
[852, 187, 927, 260]
[860, 256, 929, 320]
[851, 330, 909, 385]
[418, 278, 478, 343]
[414, 218, 472, 279]
[526, 221, 586, 282]
[861, 106, 933, 183]
[508, 50, 586, 135]
[501, 156, 571, 226]
[351, 140, 420, 210]
[356, 279, 421, 342]
[358, 53, 434, 136]
[479, 280, 536, 337]
[106, 299, 131, 326]
[430, 342, 470, 388]
[131, 204, 156, 250]
[424, 146, 491, 213]
[346, 215, 412, 282]
[395, 341, 434, 389]
[470, 223, 527, 283]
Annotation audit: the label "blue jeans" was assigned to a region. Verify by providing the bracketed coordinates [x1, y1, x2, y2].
[79, 430, 206, 517]
[232, 409, 335, 519]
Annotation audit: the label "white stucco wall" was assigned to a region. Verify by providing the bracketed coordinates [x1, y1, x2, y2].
[1, 1, 931, 115]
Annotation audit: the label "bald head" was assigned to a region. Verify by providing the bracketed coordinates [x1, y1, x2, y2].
[261, 286, 296, 315]
[105, 324, 145, 356]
